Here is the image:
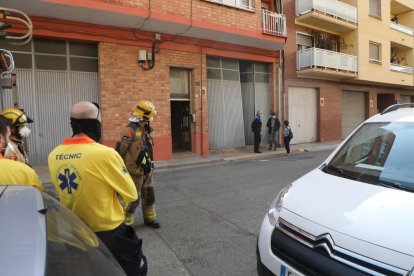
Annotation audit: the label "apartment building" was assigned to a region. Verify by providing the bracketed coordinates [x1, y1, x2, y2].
[0, 0, 286, 165]
[285, 0, 414, 144]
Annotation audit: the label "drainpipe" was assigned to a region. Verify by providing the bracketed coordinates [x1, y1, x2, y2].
[281, 49, 286, 120]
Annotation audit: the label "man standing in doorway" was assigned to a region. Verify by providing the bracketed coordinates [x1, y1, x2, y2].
[251, 110, 263, 153]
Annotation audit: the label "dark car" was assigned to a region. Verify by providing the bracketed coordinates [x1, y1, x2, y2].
[0, 185, 126, 276]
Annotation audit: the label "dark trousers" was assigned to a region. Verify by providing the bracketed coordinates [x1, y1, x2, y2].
[254, 132, 261, 152]
[96, 223, 147, 276]
[284, 137, 291, 154]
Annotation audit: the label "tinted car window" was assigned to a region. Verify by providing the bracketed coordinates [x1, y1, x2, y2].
[41, 193, 125, 276]
[325, 122, 414, 190]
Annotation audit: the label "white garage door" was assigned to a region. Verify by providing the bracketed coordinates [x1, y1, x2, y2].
[342, 91, 366, 139]
[288, 87, 317, 144]
[0, 38, 99, 166]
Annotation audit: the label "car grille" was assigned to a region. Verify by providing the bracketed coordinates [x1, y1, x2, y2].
[271, 218, 407, 276]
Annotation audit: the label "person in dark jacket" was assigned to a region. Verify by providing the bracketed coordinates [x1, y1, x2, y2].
[266, 112, 281, 151]
[251, 110, 263, 153]
[283, 120, 293, 155]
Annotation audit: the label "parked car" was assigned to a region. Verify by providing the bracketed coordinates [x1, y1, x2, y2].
[257, 104, 414, 276]
[0, 184, 126, 276]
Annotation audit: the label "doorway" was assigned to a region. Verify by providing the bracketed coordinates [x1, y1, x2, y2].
[171, 100, 192, 152]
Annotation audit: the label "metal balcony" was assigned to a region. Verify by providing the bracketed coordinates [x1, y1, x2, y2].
[297, 47, 357, 80]
[262, 10, 287, 37]
[296, 0, 357, 34]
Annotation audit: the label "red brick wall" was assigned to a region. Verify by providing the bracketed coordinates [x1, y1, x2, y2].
[99, 42, 208, 160]
[94, 0, 265, 34]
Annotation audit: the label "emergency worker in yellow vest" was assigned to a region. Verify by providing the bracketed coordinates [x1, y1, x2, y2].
[117, 100, 160, 229]
[0, 108, 33, 165]
[48, 101, 147, 276]
[0, 116, 44, 191]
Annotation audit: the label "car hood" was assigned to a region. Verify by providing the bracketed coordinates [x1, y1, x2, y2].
[284, 168, 414, 256]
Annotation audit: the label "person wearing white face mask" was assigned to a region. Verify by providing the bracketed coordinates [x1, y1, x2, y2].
[0, 108, 34, 165]
[116, 100, 160, 229]
[0, 115, 44, 191]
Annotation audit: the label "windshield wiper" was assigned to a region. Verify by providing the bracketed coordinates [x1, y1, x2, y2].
[355, 174, 414, 193]
[324, 165, 358, 180]
[375, 180, 414, 193]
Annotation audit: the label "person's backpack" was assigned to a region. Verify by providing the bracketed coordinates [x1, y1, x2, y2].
[288, 128, 293, 139]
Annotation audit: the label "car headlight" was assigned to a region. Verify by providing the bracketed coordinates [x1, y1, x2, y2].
[267, 184, 292, 226]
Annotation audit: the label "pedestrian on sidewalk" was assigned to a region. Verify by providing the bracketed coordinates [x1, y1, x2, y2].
[266, 112, 281, 151]
[117, 100, 160, 229]
[48, 101, 147, 276]
[283, 120, 293, 155]
[251, 110, 263, 153]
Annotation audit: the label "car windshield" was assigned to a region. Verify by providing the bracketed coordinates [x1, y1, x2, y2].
[325, 122, 414, 191]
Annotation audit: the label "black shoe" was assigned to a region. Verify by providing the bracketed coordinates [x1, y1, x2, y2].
[254, 151, 262, 153]
[144, 219, 161, 229]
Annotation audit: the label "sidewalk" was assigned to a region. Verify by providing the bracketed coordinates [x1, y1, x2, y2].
[34, 141, 341, 185]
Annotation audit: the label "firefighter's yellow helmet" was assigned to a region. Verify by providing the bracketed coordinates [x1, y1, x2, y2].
[132, 100, 157, 121]
[0, 108, 33, 126]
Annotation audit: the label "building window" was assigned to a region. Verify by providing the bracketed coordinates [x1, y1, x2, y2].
[296, 33, 313, 51]
[204, 0, 254, 12]
[369, 42, 381, 63]
[369, 0, 381, 18]
[170, 69, 190, 99]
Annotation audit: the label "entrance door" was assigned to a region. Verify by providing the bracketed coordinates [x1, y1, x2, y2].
[170, 68, 192, 153]
[342, 91, 366, 139]
[170, 101, 191, 152]
[288, 87, 317, 144]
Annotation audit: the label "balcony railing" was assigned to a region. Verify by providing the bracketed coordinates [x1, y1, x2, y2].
[297, 47, 357, 73]
[390, 22, 414, 36]
[296, 0, 357, 24]
[262, 10, 287, 37]
[391, 63, 413, 74]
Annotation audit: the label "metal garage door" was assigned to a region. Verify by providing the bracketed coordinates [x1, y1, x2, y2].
[400, 95, 412, 103]
[342, 91, 366, 139]
[207, 57, 245, 149]
[288, 87, 317, 144]
[240, 61, 270, 145]
[0, 39, 99, 166]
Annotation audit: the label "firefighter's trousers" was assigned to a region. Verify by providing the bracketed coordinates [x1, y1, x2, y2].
[125, 171, 157, 222]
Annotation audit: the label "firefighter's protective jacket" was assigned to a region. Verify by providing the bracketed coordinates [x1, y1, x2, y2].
[118, 122, 153, 176]
[0, 153, 45, 191]
[48, 136, 137, 232]
[4, 135, 29, 165]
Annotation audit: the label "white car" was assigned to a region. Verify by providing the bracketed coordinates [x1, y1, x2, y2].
[257, 103, 414, 276]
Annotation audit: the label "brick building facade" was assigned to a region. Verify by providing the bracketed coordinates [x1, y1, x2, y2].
[1, 0, 286, 165]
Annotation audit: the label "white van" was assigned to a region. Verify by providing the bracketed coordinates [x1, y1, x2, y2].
[257, 104, 414, 276]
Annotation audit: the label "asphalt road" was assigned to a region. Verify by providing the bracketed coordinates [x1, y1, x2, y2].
[135, 150, 333, 276]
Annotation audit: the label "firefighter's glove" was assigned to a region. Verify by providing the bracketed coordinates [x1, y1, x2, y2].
[136, 150, 152, 175]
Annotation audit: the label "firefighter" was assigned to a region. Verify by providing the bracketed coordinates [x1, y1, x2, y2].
[117, 100, 160, 229]
[0, 108, 33, 165]
[0, 116, 44, 191]
[48, 101, 147, 275]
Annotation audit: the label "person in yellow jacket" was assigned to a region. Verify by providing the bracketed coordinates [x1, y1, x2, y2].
[48, 101, 147, 276]
[117, 100, 160, 229]
[0, 117, 44, 191]
[0, 108, 34, 165]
